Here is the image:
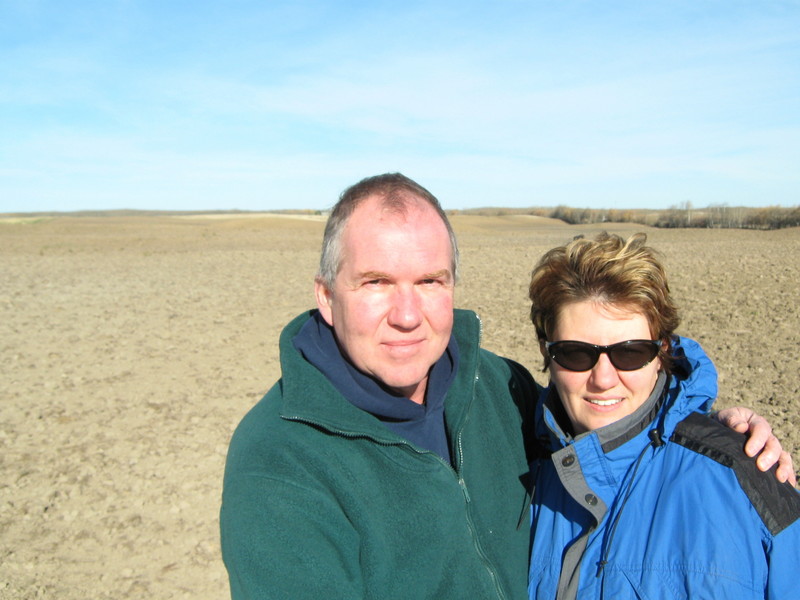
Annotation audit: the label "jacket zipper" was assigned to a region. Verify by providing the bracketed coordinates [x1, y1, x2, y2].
[283, 412, 509, 600]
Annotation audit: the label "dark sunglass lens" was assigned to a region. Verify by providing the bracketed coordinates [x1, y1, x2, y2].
[609, 342, 659, 370]
[552, 342, 597, 371]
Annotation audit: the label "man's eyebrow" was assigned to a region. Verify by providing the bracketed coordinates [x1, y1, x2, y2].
[422, 269, 451, 280]
[359, 271, 391, 280]
[357, 269, 452, 280]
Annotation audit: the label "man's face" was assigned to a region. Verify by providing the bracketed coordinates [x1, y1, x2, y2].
[315, 194, 455, 405]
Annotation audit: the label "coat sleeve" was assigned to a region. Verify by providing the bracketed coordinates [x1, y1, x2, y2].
[766, 515, 800, 599]
[220, 472, 363, 599]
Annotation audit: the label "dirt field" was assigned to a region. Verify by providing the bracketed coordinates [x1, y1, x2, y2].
[1, 214, 798, 599]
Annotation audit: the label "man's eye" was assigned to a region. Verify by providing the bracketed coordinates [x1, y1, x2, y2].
[422, 278, 449, 286]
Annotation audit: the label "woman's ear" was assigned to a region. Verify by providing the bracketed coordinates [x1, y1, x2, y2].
[539, 338, 554, 372]
[657, 337, 669, 371]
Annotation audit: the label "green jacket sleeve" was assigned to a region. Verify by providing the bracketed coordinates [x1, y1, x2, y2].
[220, 473, 364, 599]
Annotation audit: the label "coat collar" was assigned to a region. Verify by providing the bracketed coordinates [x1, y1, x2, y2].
[278, 309, 482, 445]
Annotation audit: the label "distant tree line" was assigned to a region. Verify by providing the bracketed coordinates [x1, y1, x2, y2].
[5, 205, 797, 231]
[453, 202, 800, 230]
[653, 202, 800, 230]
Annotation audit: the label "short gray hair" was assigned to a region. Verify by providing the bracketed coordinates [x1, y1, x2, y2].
[316, 173, 459, 288]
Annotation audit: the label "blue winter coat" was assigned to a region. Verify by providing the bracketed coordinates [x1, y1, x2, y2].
[528, 336, 800, 600]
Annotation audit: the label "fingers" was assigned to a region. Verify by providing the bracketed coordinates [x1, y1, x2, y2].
[728, 419, 749, 434]
[776, 451, 797, 487]
[714, 407, 754, 434]
[743, 418, 773, 459]
[753, 442, 797, 487]
[712, 407, 794, 485]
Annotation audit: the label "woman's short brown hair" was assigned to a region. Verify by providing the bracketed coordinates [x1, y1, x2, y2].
[528, 232, 680, 371]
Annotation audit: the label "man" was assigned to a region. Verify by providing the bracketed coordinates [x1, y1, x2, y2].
[221, 173, 792, 599]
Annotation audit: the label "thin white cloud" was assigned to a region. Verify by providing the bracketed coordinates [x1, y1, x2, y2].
[1, 1, 798, 212]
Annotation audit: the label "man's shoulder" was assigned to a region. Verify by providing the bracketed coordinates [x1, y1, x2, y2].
[452, 308, 480, 344]
[670, 412, 800, 536]
[226, 384, 287, 457]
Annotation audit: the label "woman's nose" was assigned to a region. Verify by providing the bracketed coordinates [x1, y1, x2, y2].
[588, 353, 620, 389]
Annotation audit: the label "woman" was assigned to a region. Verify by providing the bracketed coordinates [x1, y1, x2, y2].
[527, 232, 800, 600]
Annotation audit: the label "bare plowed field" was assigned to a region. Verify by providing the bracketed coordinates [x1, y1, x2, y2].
[2, 214, 798, 598]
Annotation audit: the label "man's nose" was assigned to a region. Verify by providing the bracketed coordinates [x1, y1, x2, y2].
[387, 286, 423, 330]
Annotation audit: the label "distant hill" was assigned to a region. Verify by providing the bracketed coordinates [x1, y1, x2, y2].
[2, 204, 798, 230]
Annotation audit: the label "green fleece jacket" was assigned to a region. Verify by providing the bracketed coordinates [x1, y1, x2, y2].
[220, 309, 539, 599]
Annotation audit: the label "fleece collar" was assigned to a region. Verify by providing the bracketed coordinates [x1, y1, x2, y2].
[290, 311, 458, 462]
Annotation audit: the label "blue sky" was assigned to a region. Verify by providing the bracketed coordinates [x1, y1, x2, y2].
[2, 1, 798, 213]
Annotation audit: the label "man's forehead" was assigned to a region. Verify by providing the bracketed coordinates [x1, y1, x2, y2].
[348, 194, 448, 238]
[337, 194, 452, 270]
[339, 233, 453, 283]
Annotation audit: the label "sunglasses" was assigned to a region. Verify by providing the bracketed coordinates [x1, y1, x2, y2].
[545, 339, 662, 372]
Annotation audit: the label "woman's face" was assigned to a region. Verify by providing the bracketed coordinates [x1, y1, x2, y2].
[545, 300, 662, 435]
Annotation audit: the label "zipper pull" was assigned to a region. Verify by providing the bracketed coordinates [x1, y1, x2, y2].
[459, 477, 471, 503]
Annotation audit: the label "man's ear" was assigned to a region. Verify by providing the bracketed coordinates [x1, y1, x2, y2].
[314, 279, 334, 326]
